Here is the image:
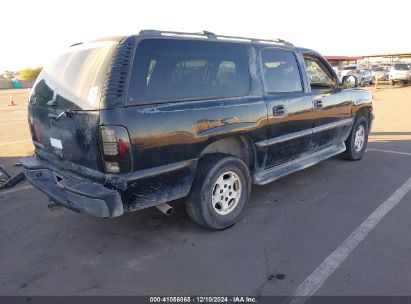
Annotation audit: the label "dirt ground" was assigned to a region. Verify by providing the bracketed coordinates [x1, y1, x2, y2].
[0, 89, 33, 157]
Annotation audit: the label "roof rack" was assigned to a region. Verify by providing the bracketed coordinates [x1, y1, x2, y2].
[138, 30, 294, 46]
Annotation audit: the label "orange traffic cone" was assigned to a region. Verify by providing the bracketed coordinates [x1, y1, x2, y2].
[8, 94, 16, 106]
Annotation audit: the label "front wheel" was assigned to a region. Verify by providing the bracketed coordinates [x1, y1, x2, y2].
[360, 78, 365, 86]
[341, 116, 369, 161]
[185, 154, 251, 230]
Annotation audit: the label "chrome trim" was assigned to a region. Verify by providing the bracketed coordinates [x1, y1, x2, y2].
[256, 118, 353, 148]
[196, 122, 257, 137]
[256, 129, 312, 148]
[312, 118, 353, 134]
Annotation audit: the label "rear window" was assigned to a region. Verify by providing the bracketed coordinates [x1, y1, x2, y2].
[31, 41, 117, 110]
[127, 39, 250, 103]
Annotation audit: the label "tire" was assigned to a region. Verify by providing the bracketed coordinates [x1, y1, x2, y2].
[340, 115, 369, 161]
[391, 80, 395, 86]
[185, 154, 251, 230]
[360, 79, 365, 86]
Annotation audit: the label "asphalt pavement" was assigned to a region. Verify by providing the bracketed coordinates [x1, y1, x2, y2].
[0, 85, 410, 298]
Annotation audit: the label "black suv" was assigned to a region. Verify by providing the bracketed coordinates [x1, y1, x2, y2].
[22, 30, 373, 230]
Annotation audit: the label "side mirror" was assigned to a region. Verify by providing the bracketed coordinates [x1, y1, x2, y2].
[342, 75, 357, 88]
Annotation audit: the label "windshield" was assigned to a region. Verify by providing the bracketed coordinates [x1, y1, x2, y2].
[392, 64, 410, 71]
[373, 67, 384, 72]
[31, 41, 117, 110]
[342, 66, 356, 70]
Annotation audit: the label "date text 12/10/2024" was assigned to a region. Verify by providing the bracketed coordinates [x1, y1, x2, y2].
[149, 296, 258, 303]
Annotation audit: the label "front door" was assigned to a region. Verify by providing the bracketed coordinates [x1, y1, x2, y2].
[260, 49, 313, 168]
[302, 54, 353, 151]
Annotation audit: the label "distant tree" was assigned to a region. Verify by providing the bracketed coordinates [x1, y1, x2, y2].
[19, 67, 42, 81]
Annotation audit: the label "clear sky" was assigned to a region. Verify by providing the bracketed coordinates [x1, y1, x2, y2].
[1, 0, 410, 71]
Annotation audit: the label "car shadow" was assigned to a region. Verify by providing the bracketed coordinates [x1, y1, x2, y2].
[1, 133, 410, 236]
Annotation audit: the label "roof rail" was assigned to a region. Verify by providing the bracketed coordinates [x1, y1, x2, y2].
[138, 30, 293, 46]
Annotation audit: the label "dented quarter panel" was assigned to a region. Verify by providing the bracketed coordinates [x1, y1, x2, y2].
[100, 93, 268, 208]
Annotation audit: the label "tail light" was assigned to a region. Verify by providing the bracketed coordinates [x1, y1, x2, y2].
[100, 126, 133, 174]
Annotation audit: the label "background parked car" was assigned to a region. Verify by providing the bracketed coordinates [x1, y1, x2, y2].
[339, 65, 361, 78]
[356, 69, 375, 86]
[372, 66, 389, 81]
[389, 63, 411, 85]
[339, 65, 374, 86]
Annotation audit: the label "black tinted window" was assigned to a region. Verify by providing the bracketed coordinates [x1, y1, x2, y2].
[393, 64, 410, 71]
[343, 66, 356, 70]
[261, 50, 303, 93]
[127, 39, 250, 103]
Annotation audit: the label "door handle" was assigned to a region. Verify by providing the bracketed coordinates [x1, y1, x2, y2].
[314, 99, 323, 109]
[273, 105, 286, 117]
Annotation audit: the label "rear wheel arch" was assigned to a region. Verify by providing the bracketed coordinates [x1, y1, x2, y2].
[199, 136, 256, 172]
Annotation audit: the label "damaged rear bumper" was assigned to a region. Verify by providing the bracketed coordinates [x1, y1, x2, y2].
[21, 156, 124, 218]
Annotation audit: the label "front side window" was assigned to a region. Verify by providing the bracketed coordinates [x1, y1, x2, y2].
[304, 56, 335, 89]
[261, 50, 303, 93]
[127, 39, 250, 103]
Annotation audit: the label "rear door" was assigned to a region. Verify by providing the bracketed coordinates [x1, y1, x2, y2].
[302, 53, 353, 151]
[28, 41, 118, 171]
[260, 49, 313, 168]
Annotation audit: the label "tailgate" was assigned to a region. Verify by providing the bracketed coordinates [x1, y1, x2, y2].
[28, 105, 103, 171]
[27, 40, 119, 172]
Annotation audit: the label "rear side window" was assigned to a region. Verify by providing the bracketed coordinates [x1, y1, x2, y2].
[127, 39, 250, 103]
[261, 50, 303, 93]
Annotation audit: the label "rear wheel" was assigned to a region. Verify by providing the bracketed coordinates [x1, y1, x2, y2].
[391, 80, 396, 86]
[185, 154, 251, 230]
[341, 115, 369, 161]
